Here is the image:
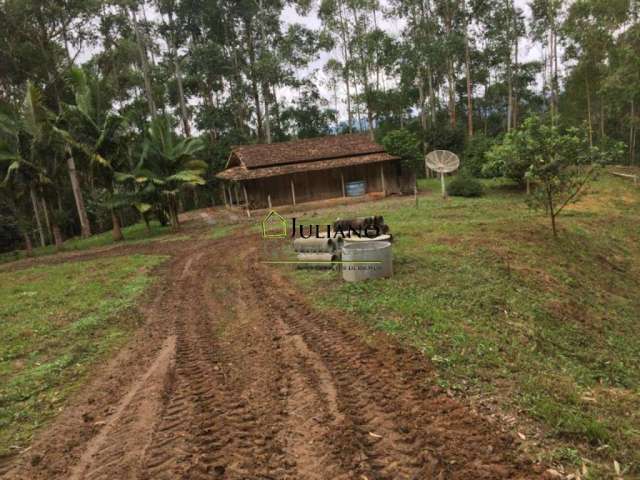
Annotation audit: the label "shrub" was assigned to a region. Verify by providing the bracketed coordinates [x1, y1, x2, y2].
[462, 134, 496, 177]
[381, 128, 421, 173]
[447, 174, 484, 197]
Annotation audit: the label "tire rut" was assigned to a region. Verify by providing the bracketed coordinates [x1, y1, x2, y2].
[2, 233, 541, 480]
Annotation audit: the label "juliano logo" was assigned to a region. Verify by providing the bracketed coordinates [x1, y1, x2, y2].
[261, 210, 288, 238]
[261, 210, 385, 240]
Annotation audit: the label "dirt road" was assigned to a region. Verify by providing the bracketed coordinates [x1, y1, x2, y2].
[2, 231, 541, 479]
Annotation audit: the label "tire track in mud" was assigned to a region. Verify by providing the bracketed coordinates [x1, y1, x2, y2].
[2, 233, 541, 480]
[244, 249, 538, 480]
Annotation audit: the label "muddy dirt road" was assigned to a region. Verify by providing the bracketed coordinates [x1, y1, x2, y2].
[2, 232, 541, 479]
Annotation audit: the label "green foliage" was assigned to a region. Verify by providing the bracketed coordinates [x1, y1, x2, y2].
[423, 124, 465, 154]
[116, 115, 206, 229]
[447, 174, 485, 197]
[290, 174, 640, 473]
[483, 116, 546, 183]
[462, 134, 496, 178]
[0, 255, 166, 455]
[381, 128, 421, 173]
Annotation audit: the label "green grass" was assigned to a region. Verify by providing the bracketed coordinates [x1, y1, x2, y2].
[0, 254, 166, 456]
[289, 175, 640, 477]
[210, 223, 243, 240]
[0, 221, 183, 265]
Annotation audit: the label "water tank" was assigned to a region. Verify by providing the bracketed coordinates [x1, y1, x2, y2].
[345, 180, 366, 197]
[342, 241, 393, 282]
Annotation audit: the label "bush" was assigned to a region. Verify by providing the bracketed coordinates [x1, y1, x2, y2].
[447, 174, 484, 197]
[381, 128, 421, 173]
[462, 134, 496, 177]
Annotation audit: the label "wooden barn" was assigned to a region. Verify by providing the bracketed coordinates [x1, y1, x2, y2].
[216, 134, 403, 211]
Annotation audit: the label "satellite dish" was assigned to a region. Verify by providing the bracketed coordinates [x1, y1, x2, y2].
[425, 150, 460, 198]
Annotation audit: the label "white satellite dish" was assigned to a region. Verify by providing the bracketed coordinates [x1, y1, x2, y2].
[425, 150, 460, 198]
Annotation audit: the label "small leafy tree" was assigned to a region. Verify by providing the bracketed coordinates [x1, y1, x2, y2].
[381, 129, 421, 192]
[490, 116, 620, 236]
[382, 129, 421, 167]
[526, 139, 623, 236]
[483, 118, 539, 183]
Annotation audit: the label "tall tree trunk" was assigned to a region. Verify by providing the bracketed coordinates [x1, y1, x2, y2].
[41, 196, 63, 251]
[52, 224, 64, 251]
[345, 71, 353, 132]
[39, 194, 53, 242]
[246, 21, 263, 140]
[428, 65, 436, 123]
[464, 31, 473, 137]
[271, 83, 282, 137]
[174, 54, 190, 136]
[23, 232, 34, 257]
[630, 99, 636, 165]
[600, 100, 605, 138]
[66, 148, 92, 238]
[262, 82, 272, 144]
[513, 32, 519, 128]
[447, 59, 456, 128]
[131, 8, 157, 120]
[418, 69, 427, 131]
[111, 209, 124, 241]
[30, 186, 46, 247]
[337, 0, 353, 132]
[168, 11, 190, 136]
[586, 76, 593, 147]
[507, 60, 513, 132]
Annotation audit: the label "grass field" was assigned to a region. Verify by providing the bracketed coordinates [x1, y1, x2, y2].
[0, 254, 166, 457]
[0, 222, 179, 265]
[290, 174, 640, 477]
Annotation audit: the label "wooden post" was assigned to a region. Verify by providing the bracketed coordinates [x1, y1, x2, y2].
[440, 172, 446, 199]
[380, 164, 386, 195]
[340, 171, 346, 197]
[290, 179, 296, 206]
[242, 183, 250, 217]
[223, 184, 229, 208]
[267, 194, 272, 209]
[233, 184, 240, 206]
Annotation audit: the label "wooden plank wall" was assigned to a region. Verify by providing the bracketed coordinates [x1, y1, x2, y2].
[243, 160, 401, 209]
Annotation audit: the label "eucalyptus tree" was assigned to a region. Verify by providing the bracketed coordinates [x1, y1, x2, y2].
[530, 0, 563, 120]
[479, 0, 526, 132]
[319, 0, 357, 132]
[564, 0, 629, 147]
[391, 0, 440, 137]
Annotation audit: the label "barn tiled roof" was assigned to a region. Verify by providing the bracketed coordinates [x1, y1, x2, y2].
[216, 152, 399, 181]
[230, 133, 385, 169]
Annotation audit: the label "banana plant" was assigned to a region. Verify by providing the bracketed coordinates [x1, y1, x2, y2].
[116, 115, 206, 230]
[0, 83, 59, 249]
[57, 67, 128, 241]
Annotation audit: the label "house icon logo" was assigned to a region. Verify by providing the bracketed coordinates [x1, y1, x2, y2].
[261, 210, 287, 238]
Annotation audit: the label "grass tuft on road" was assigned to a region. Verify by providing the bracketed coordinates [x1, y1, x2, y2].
[0, 254, 166, 457]
[290, 175, 640, 477]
